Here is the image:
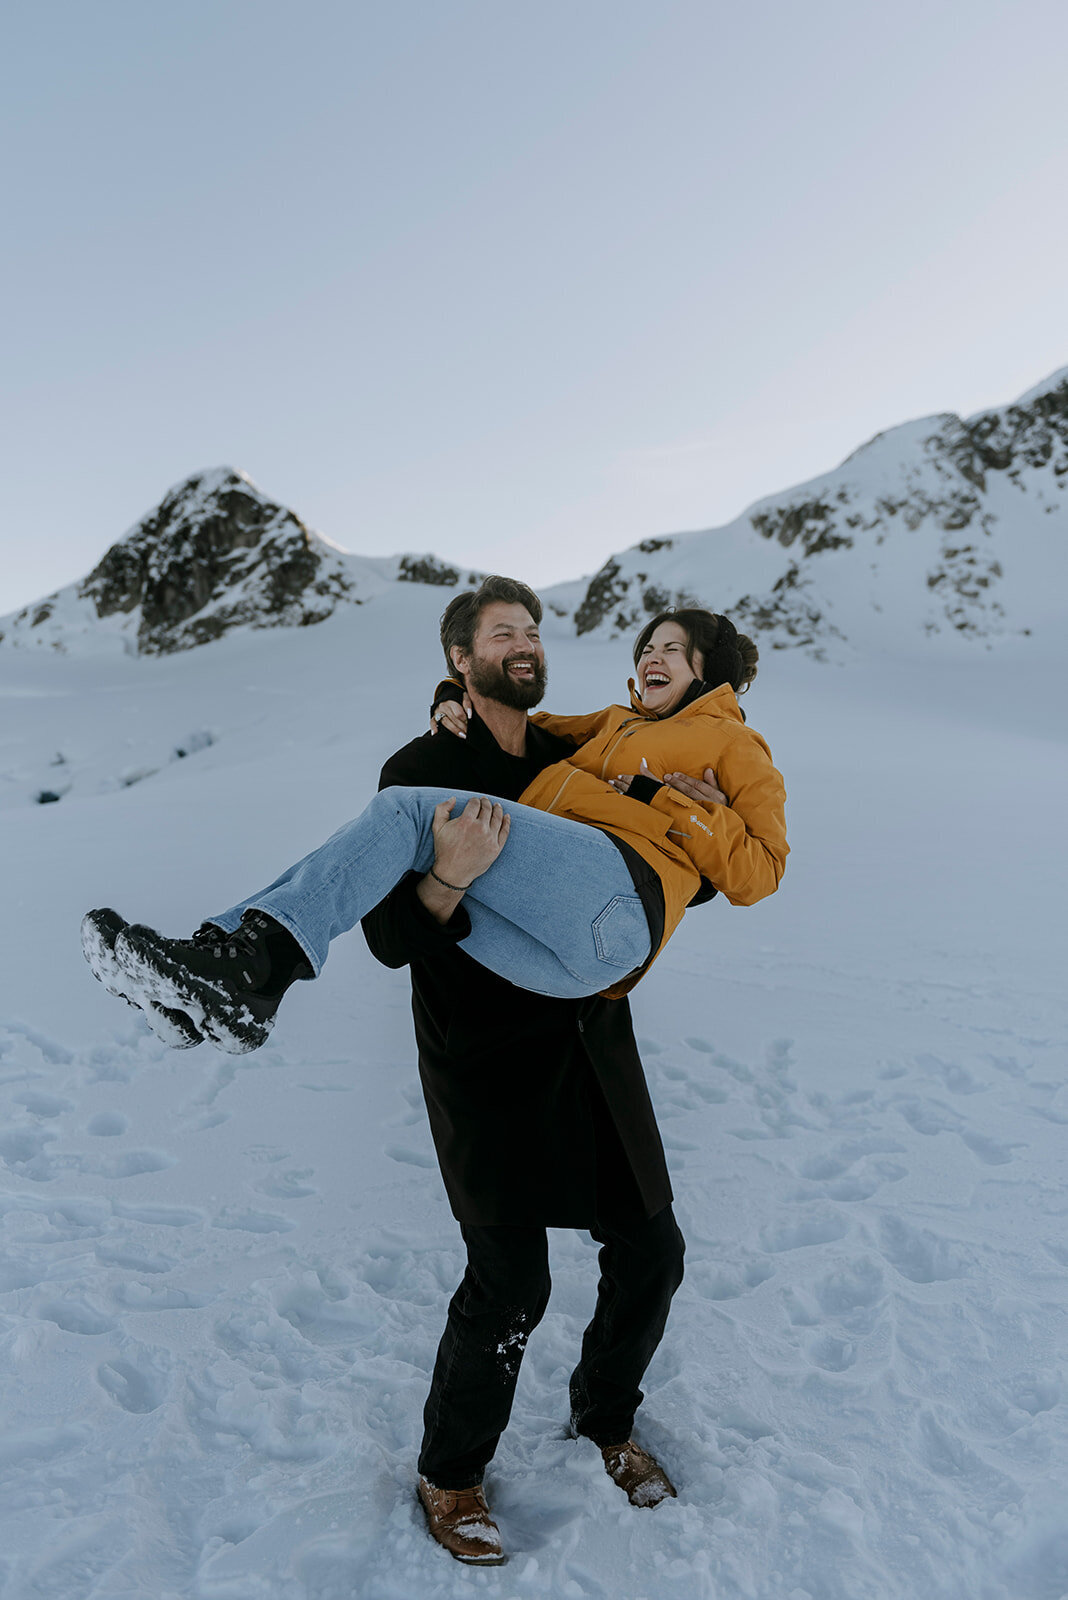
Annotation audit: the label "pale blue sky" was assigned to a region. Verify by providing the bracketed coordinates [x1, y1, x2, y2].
[3, 0, 1066, 614]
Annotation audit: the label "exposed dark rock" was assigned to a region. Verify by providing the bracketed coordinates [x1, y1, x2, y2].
[574, 560, 626, 635]
[750, 499, 853, 556]
[74, 470, 357, 655]
[940, 376, 1068, 491]
[397, 555, 460, 586]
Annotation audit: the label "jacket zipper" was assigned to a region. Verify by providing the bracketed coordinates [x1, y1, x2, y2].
[544, 767, 579, 814]
[598, 719, 642, 780]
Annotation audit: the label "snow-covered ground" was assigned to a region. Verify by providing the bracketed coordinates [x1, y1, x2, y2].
[2, 587, 1066, 1600]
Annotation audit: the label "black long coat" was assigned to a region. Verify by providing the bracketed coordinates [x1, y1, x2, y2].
[360, 712, 673, 1227]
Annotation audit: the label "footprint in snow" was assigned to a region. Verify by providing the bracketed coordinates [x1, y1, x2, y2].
[255, 1168, 317, 1200]
[893, 1097, 962, 1137]
[37, 1298, 116, 1336]
[878, 1215, 968, 1283]
[95, 1240, 177, 1274]
[959, 1129, 1018, 1166]
[0, 1021, 73, 1066]
[244, 1144, 290, 1165]
[276, 1282, 378, 1345]
[112, 1282, 215, 1311]
[186, 1109, 231, 1131]
[74, 1149, 177, 1179]
[690, 1260, 775, 1302]
[13, 1090, 72, 1118]
[797, 1136, 906, 1182]
[0, 1125, 58, 1179]
[32, 1196, 112, 1240]
[113, 1202, 205, 1229]
[792, 1167, 906, 1204]
[97, 1351, 170, 1414]
[386, 1081, 426, 1127]
[808, 1332, 858, 1372]
[685, 1037, 754, 1084]
[653, 1062, 729, 1111]
[0, 1423, 90, 1474]
[915, 1052, 989, 1094]
[86, 1111, 128, 1136]
[1002, 1370, 1064, 1417]
[759, 1213, 850, 1253]
[0, 1257, 50, 1292]
[384, 1144, 438, 1169]
[813, 1257, 887, 1325]
[213, 1207, 297, 1234]
[214, 1307, 342, 1384]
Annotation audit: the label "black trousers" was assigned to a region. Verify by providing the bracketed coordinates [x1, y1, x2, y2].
[417, 1203, 686, 1489]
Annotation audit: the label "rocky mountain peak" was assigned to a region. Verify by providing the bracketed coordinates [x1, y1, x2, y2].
[0, 468, 484, 657]
[72, 467, 356, 655]
[546, 368, 1068, 656]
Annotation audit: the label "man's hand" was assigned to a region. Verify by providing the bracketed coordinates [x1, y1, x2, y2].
[430, 695, 472, 739]
[417, 796, 510, 925]
[664, 767, 727, 806]
[431, 796, 510, 887]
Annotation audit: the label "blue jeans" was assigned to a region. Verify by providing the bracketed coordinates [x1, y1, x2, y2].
[209, 786, 651, 999]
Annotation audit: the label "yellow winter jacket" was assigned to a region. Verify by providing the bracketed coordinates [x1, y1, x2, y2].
[519, 681, 788, 992]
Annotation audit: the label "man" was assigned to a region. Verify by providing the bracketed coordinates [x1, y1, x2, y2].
[362, 574, 711, 1565]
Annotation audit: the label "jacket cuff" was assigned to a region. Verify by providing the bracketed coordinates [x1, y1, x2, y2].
[401, 871, 472, 945]
[626, 773, 665, 805]
[431, 677, 465, 718]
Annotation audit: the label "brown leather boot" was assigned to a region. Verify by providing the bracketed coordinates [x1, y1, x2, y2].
[600, 1439, 678, 1507]
[417, 1476, 506, 1564]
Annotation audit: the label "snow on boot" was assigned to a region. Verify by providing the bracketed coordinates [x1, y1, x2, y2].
[599, 1439, 677, 1507]
[114, 911, 292, 1055]
[81, 908, 203, 1050]
[416, 1478, 506, 1565]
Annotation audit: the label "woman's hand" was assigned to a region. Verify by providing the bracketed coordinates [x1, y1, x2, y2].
[430, 796, 510, 888]
[430, 695, 472, 738]
[610, 757, 653, 796]
[610, 765, 728, 805]
[664, 767, 727, 806]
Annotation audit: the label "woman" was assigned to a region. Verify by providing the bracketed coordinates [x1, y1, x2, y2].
[83, 608, 787, 1054]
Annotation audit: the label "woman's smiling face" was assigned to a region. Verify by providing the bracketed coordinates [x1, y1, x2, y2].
[637, 621, 704, 715]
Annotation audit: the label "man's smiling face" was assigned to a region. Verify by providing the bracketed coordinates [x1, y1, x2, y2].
[453, 601, 547, 710]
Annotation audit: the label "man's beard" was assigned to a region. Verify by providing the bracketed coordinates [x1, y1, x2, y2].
[465, 651, 548, 710]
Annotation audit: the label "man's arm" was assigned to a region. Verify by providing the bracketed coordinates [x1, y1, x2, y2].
[360, 869, 471, 970]
[361, 739, 495, 969]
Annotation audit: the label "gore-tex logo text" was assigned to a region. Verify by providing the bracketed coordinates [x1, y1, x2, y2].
[689, 813, 714, 837]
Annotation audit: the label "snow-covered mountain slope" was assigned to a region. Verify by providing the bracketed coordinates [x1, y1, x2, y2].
[0, 468, 483, 657]
[544, 367, 1068, 658]
[1, 600, 1066, 1599]
[4, 366, 1066, 668]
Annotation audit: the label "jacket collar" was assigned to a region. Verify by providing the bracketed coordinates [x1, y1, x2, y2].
[627, 677, 743, 723]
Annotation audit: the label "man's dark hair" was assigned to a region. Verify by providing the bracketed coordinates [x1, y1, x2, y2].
[632, 607, 759, 694]
[440, 575, 543, 677]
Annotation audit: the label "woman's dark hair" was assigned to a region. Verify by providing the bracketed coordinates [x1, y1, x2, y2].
[440, 575, 543, 676]
[632, 608, 758, 694]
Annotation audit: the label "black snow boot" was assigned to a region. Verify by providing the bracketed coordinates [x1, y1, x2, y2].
[114, 910, 312, 1055]
[82, 908, 204, 1049]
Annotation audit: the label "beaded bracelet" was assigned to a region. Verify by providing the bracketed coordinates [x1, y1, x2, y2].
[429, 868, 471, 893]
